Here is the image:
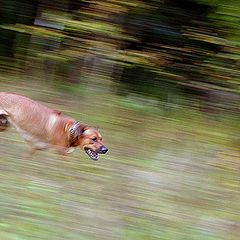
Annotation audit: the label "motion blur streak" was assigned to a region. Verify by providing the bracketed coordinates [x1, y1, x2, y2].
[0, 0, 239, 239]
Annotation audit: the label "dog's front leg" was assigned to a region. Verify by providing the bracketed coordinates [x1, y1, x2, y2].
[54, 146, 71, 161]
[23, 147, 38, 160]
[24, 140, 49, 158]
[55, 145, 68, 155]
[26, 145, 46, 158]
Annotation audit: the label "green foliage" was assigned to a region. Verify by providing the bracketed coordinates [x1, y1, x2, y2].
[0, 0, 239, 96]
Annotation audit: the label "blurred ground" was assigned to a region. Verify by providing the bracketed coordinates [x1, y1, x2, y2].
[0, 75, 239, 240]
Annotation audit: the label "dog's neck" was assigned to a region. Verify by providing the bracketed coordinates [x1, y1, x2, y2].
[65, 121, 88, 147]
[65, 121, 80, 147]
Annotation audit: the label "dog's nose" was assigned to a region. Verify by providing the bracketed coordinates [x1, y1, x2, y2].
[99, 146, 108, 154]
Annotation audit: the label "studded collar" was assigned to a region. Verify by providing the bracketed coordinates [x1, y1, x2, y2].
[68, 121, 81, 147]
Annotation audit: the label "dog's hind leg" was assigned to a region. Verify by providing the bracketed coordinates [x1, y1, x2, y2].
[0, 113, 10, 132]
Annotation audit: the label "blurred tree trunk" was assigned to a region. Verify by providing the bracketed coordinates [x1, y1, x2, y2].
[25, 0, 68, 80]
[80, 0, 127, 89]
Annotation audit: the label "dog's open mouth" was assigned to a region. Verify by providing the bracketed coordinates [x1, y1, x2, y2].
[84, 148, 99, 161]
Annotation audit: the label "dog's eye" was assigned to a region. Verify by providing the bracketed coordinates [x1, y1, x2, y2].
[92, 137, 97, 142]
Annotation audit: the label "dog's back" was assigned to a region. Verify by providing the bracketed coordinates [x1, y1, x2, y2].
[0, 92, 54, 137]
[0, 92, 74, 147]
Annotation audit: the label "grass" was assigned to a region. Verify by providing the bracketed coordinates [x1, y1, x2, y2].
[0, 74, 239, 240]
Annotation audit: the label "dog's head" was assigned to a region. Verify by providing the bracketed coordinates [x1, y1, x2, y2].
[69, 122, 108, 161]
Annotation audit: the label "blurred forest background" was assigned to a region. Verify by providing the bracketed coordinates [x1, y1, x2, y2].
[0, 0, 239, 239]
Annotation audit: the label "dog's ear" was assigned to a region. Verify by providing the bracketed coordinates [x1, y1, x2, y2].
[69, 122, 88, 146]
[78, 123, 89, 136]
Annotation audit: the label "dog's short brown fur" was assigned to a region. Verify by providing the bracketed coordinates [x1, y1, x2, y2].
[0, 92, 108, 160]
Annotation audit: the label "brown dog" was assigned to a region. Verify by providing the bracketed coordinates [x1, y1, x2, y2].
[0, 92, 108, 160]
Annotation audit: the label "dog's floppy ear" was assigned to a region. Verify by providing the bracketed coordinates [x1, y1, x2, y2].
[78, 123, 88, 135]
[69, 122, 88, 146]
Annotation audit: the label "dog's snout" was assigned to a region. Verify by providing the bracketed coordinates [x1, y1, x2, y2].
[99, 146, 108, 154]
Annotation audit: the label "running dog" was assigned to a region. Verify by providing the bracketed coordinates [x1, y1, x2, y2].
[0, 92, 108, 160]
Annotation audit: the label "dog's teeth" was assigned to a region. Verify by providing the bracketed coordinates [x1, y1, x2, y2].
[85, 148, 98, 160]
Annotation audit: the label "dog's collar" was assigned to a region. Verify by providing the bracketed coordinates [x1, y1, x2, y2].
[68, 121, 81, 147]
